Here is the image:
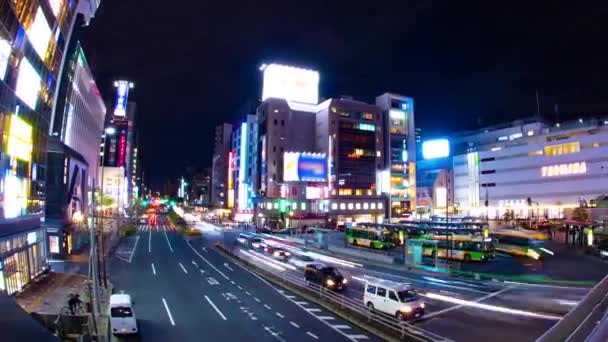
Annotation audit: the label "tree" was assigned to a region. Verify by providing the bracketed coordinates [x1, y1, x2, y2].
[572, 207, 589, 222]
[96, 193, 114, 207]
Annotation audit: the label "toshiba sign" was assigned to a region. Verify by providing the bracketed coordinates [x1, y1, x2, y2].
[541, 162, 587, 177]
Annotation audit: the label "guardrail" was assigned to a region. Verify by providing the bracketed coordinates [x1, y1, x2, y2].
[216, 243, 451, 342]
[536, 273, 608, 341]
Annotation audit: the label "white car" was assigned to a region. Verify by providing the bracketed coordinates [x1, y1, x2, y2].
[364, 280, 425, 320]
[288, 254, 315, 268]
[109, 293, 138, 335]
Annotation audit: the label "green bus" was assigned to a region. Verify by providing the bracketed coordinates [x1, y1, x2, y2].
[417, 234, 494, 262]
[345, 226, 396, 249]
[490, 229, 549, 259]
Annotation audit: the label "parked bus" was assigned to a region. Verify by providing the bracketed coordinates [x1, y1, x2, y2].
[490, 229, 549, 259]
[345, 226, 396, 249]
[416, 234, 494, 262]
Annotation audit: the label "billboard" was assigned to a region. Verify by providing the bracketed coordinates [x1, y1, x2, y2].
[283, 152, 327, 182]
[262, 64, 319, 104]
[28, 7, 52, 60]
[7, 115, 33, 162]
[422, 139, 450, 159]
[113, 80, 131, 117]
[16, 57, 41, 110]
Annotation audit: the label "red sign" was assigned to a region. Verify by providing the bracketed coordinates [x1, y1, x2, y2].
[117, 132, 127, 167]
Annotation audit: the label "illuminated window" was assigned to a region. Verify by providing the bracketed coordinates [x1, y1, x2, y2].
[348, 203, 354, 210]
[339, 203, 346, 210]
[28, 7, 52, 60]
[528, 150, 543, 156]
[355, 203, 361, 210]
[339, 112, 350, 117]
[371, 203, 376, 210]
[544, 142, 580, 156]
[331, 203, 338, 210]
[362, 112, 374, 120]
[355, 189, 363, 196]
[300, 202, 306, 210]
[593, 142, 600, 148]
[339, 188, 352, 196]
[363, 203, 369, 210]
[378, 202, 383, 209]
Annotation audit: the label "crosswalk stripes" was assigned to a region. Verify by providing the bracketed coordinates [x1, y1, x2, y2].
[137, 224, 177, 232]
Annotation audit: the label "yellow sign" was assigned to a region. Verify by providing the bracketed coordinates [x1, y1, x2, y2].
[7, 115, 33, 162]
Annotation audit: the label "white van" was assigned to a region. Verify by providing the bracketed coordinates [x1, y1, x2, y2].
[363, 279, 425, 320]
[109, 293, 138, 335]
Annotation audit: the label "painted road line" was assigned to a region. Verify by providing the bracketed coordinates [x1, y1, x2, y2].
[318, 316, 335, 320]
[186, 241, 230, 280]
[295, 301, 308, 305]
[264, 326, 286, 342]
[238, 285, 243, 290]
[254, 297, 261, 303]
[163, 228, 174, 253]
[192, 260, 199, 268]
[333, 325, 351, 329]
[276, 312, 285, 318]
[290, 321, 300, 328]
[307, 308, 321, 312]
[306, 332, 319, 339]
[202, 247, 208, 253]
[224, 262, 234, 271]
[347, 335, 369, 340]
[204, 295, 227, 320]
[264, 304, 272, 310]
[151, 263, 156, 275]
[245, 291, 251, 296]
[162, 298, 176, 326]
[148, 230, 152, 253]
[179, 262, 188, 274]
[128, 235, 140, 263]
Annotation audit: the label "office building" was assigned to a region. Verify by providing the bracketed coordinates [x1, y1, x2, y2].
[0, 0, 100, 295]
[376, 93, 417, 219]
[211, 123, 232, 208]
[452, 117, 608, 219]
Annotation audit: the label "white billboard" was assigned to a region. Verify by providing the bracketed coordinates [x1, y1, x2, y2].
[28, 7, 52, 60]
[16, 57, 41, 110]
[262, 64, 319, 104]
[422, 139, 450, 159]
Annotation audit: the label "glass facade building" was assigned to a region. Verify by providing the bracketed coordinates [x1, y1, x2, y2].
[0, 0, 100, 294]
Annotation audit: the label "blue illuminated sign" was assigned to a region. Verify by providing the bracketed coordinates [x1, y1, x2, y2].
[113, 80, 130, 117]
[298, 154, 327, 181]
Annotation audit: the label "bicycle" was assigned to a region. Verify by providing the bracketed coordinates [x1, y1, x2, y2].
[60, 293, 85, 315]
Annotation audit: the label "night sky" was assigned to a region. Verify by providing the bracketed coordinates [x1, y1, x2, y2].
[82, 0, 608, 190]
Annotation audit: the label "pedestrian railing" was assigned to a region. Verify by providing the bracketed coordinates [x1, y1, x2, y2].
[218, 244, 451, 342]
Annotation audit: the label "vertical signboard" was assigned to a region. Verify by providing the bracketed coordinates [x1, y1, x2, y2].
[113, 80, 130, 117]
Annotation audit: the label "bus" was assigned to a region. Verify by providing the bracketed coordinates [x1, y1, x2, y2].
[490, 229, 549, 259]
[345, 226, 396, 249]
[417, 234, 494, 262]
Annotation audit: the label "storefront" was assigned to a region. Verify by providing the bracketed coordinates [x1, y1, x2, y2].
[0, 227, 48, 295]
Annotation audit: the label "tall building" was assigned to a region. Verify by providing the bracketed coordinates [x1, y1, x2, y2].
[211, 123, 232, 208]
[376, 93, 417, 219]
[45, 42, 105, 257]
[0, 0, 100, 295]
[230, 115, 257, 219]
[452, 117, 608, 219]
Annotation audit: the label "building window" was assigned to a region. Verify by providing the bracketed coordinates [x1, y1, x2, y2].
[481, 183, 496, 187]
[273, 146, 276, 152]
[339, 203, 346, 210]
[480, 157, 495, 162]
[339, 188, 352, 196]
[274, 119, 278, 125]
[544, 142, 580, 156]
[281, 120, 285, 126]
[355, 189, 363, 196]
[528, 150, 543, 156]
[331, 203, 338, 210]
[362, 112, 374, 120]
[481, 170, 496, 174]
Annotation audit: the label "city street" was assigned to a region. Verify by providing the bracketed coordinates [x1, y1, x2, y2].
[109, 219, 375, 342]
[210, 222, 590, 342]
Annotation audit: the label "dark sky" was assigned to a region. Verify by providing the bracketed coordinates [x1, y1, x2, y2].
[82, 0, 608, 190]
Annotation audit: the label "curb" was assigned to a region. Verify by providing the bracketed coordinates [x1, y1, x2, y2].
[215, 244, 408, 342]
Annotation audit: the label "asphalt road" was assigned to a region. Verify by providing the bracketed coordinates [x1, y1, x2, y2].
[209, 223, 590, 342]
[109, 220, 376, 342]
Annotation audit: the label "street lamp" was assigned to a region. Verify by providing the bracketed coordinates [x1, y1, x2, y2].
[98, 126, 116, 288]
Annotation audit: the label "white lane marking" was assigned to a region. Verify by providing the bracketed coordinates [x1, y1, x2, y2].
[162, 298, 176, 326]
[290, 321, 300, 328]
[245, 291, 251, 296]
[285, 295, 296, 299]
[422, 285, 515, 319]
[148, 230, 152, 253]
[307, 308, 321, 312]
[347, 335, 369, 340]
[333, 325, 351, 329]
[192, 260, 199, 268]
[231, 281, 236, 285]
[238, 285, 243, 290]
[202, 247, 208, 253]
[318, 316, 335, 320]
[204, 295, 227, 320]
[306, 332, 318, 339]
[264, 304, 272, 310]
[179, 262, 188, 274]
[295, 301, 308, 305]
[200, 269, 206, 275]
[207, 277, 219, 285]
[163, 228, 174, 253]
[276, 312, 285, 318]
[151, 263, 156, 275]
[264, 326, 286, 342]
[224, 263, 234, 271]
[128, 236, 140, 263]
[254, 297, 261, 303]
[186, 241, 230, 280]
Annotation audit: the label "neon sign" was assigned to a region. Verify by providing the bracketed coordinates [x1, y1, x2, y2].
[113, 80, 130, 117]
[7, 115, 33, 162]
[541, 162, 587, 177]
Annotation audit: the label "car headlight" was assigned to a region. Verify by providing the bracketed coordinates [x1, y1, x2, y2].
[326, 279, 335, 286]
[342, 278, 348, 284]
[420, 303, 425, 309]
[601, 250, 608, 257]
[401, 306, 412, 313]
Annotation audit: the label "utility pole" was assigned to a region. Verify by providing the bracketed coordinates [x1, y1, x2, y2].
[90, 178, 101, 316]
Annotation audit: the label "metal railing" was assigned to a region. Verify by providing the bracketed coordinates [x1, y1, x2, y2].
[219, 245, 451, 342]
